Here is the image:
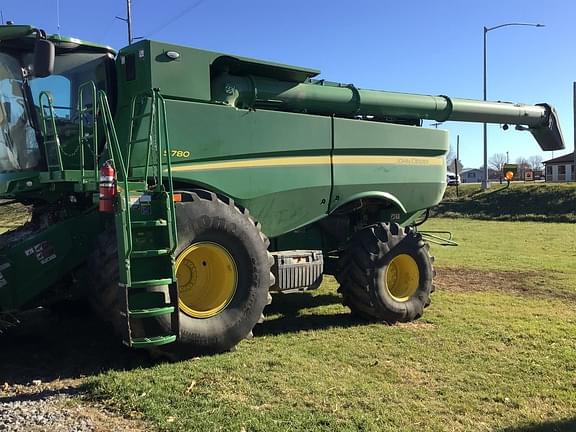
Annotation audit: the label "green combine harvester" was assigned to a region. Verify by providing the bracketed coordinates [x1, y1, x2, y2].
[0, 24, 564, 356]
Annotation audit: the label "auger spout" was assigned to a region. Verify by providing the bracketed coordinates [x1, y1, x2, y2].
[212, 73, 564, 151]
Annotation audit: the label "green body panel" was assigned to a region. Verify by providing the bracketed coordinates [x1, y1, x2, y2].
[0, 210, 101, 312]
[0, 172, 40, 196]
[162, 100, 332, 237]
[0, 25, 34, 40]
[330, 118, 447, 215]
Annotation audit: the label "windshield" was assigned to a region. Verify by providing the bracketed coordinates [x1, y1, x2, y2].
[28, 51, 112, 169]
[0, 52, 40, 172]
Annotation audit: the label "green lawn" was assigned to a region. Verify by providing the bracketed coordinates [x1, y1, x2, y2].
[436, 182, 576, 223]
[87, 218, 576, 432]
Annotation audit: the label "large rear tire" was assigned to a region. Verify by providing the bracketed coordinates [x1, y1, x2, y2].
[336, 222, 433, 323]
[161, 190, 273, 355]
[87, 190, 273, 357]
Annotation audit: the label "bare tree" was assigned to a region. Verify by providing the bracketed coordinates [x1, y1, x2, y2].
[516, 156, 530, 178]
[445, 144, 456, 164]
[488, 153, 507, 172]
[447, 158, 463, 173]
[489, 153, 507, 182]
[528, 155, 543, 171]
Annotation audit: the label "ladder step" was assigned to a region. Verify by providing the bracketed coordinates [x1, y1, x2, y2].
[131, 112, 152, 120]
[129, 306, 175, 319]
[130, 335, 177, 348]
[131, 219, 168, 227]
[129, 138, 150, 145]
[130, 278, 174, 288]
[131, 249, 170, 258]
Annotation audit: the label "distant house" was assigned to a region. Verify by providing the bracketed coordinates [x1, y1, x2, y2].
[543, 152, 575, 182]
[460, 168, 484, 183]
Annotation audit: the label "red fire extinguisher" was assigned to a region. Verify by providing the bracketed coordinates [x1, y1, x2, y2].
[99, 161, 116, 213]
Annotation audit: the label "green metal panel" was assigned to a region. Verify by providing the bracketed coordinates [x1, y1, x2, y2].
[331, 118, 448, 215]
[156, 100, 332, 238]
[0, 25, 34, 40]
[0, 210, 102, 312]
[0, 172, 40, 197]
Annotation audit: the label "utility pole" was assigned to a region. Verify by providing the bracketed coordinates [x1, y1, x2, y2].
[573, 82, 576, 181]
[116, 0, 133, 45]
[455, 135, 460, 197]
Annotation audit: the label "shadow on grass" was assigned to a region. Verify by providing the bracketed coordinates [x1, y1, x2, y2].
[256, 312, 363, 336]
[0, 292, 350, 383]
[265, 292, 343, 316]
[257, 291, 364, 336]
[0, 307, 156, 386]
[499, 418, 576, 432]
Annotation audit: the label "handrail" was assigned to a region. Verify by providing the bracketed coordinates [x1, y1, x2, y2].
[95, 88, 178, 271]
[38, 91, 63, 172]
[157, 91, 178, 253]
[78, 81, 99, 184]
[97, 90, 133, 257]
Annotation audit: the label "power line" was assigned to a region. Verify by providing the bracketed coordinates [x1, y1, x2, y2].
[143, 0, 206, 38]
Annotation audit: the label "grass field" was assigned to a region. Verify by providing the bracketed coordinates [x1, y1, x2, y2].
[435, 182, 576, 223]
[86, 218, 576, 432]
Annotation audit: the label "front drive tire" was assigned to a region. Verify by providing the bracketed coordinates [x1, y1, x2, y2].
[159, 190, 273, 355]
[336, 222, 434, 323]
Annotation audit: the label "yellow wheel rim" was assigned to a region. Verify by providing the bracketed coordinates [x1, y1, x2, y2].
[176, 242, 238, 318]
[385, 254, 419, 302]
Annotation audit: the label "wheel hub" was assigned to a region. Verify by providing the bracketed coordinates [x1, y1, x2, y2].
[385, 253, 419, 302]
[176, 242, 238, 318]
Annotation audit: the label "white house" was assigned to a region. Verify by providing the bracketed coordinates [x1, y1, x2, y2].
[543, 152, 575, 182]
[460, 168, 484, 183]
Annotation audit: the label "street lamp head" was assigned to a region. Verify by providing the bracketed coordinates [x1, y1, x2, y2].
[485, 22, 546, 33]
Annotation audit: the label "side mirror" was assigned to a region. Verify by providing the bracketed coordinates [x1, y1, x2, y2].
[33, 39, 55, 78]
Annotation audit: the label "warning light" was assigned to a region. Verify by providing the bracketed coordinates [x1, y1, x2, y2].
[505, 171, 514, 181]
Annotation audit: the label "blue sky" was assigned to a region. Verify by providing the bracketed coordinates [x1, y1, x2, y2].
[4, 0, 575, 167]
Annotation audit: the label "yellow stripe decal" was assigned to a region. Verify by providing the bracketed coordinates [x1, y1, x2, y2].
[333, 155, 445, 166]
[171, 155, 443, 172]
[171, 156, 330, 172]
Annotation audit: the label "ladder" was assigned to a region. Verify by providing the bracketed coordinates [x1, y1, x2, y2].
[38, 91, 64, 177]
[97, 89, 180, 348]
[38, 87, 99, 189]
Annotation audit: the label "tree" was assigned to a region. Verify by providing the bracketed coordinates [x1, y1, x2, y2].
[447, 158, 463, 174]
[528, 155, 543, 171]
[488, 153, 507, 182]
[488, 153, 507, 172]
[445, 144, 456, 164]
[516, 157, 530, 179]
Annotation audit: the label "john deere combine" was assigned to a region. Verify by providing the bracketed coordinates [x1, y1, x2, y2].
[0, 24, 564, 356]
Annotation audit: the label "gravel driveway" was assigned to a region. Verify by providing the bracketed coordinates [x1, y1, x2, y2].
[1, 309, 154, 432]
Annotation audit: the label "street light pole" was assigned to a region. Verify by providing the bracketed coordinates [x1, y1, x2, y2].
[481, 22, 544, 190]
